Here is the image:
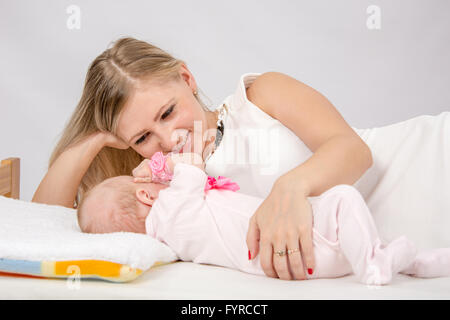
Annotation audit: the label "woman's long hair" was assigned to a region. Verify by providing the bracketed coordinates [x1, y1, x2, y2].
[48, 37, 210, 208]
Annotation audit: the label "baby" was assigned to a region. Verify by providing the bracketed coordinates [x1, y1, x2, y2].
[77, 152, 450, 285]
[76, 153, 202, 234]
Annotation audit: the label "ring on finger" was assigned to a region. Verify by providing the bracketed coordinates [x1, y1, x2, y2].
[274, 249, 287, 257]
[287, 248, 300, 255]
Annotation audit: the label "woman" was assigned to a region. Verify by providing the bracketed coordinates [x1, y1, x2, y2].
[32, 36, 416, 281]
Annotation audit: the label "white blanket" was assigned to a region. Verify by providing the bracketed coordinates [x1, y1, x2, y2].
[0, 196, 177, 270]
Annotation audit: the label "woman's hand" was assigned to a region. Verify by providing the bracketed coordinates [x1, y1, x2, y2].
[98, 131, 130, 150]
[246, 177, 315, 280]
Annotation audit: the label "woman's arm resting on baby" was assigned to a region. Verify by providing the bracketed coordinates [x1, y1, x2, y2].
[245, 72, 373, 280]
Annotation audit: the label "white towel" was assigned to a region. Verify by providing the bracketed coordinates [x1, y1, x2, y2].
[0, 196, 177, 270]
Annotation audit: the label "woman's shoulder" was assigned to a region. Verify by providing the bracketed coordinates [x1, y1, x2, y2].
[225, 71, 285, 125]
[244, 71, 282, 119]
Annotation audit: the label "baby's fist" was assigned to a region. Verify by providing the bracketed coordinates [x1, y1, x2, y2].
[132, 159, 153, 183]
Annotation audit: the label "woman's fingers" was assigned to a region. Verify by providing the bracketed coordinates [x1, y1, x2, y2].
[246, 215, 260, 260]
[287, 237, 306, 280]
[259, 240, 278, 278]
[299, 229, 315, 275]
[272, 230, 307, 280]
[248, 183, 315, 281]
[272, 244, 292, 280]
[252, 201, 278, 277]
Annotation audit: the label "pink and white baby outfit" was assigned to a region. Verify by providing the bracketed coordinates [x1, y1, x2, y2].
[146, 162, 450, 285]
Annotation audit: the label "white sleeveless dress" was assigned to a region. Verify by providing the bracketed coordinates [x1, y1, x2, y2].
[205, 72, 450, 250]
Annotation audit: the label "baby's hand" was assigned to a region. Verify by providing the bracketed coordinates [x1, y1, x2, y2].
[132, 152, 205, 183]
[132, 159, 153, 183]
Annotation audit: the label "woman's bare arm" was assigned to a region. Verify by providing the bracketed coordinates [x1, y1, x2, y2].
[247, 71, 372, 195]
[32, 133, 112, 209]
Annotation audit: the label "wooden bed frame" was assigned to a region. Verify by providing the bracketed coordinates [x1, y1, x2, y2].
[0, 158, 20, 199]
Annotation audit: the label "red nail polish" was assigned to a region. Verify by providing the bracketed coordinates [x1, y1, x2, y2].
[248, 250, 251, 260]
[308, 268, 313, 275]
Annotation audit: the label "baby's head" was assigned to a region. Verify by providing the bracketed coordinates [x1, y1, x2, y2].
[77, 175, 169, 234]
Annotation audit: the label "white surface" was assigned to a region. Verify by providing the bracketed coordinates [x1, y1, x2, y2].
[1, 261, 449, 299]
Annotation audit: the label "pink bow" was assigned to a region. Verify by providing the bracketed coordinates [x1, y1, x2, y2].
[205, 176, 240, 192]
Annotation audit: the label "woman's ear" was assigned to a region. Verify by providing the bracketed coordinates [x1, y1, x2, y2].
[135, 188, 154, 206]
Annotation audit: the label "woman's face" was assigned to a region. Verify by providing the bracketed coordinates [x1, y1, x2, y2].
[116, 66, 216, 159]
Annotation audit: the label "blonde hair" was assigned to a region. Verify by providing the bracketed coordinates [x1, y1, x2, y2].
[48, 36, 211, 208]
[77, 176, 143, 234]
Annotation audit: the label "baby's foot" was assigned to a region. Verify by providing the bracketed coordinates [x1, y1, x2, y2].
[401, 248, 450, 278]
[360, 236, 417, 286]
[385, 235, 418, 275]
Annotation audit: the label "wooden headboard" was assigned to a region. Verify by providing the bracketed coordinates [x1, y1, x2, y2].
[0, 157, 20, 199]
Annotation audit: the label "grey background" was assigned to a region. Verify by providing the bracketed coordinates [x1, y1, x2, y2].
[1, 0, 449, 201]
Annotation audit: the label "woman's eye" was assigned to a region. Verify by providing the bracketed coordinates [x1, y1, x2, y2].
[161, 105, 175, 119]
[135, 105, 175, 145]
[135, 132, 150, 145]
